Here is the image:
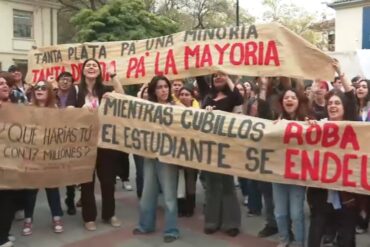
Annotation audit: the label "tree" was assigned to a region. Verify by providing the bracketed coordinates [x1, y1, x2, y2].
[156, 0, 254, 30]
[262, 0, 324, 47]
[70, 0, 179, 42]
[57, 0, 107, 11]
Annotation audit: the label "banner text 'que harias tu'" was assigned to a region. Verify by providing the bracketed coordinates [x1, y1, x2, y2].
[26, 23, 335, 85]
[0, 104, 99, 189]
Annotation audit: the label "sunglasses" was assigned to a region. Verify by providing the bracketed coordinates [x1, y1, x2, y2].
[34, 85, 47, 91]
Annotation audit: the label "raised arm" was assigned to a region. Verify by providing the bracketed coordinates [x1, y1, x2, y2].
[332, 59, 352, 93]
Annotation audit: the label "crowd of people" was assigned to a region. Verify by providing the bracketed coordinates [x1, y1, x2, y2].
[0, 58, 369, 247]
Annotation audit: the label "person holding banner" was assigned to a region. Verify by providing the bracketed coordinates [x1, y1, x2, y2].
[133, 75, 180, 243]
[55, 72, 78, 216]
[235, 82, 263, 216]
[273, 88, 310, 247]
[196, 72, 243, 237]
[22, 80, 64, 236]
[307, 60, 358, 247]
[354, 78, 370, 234]
[0, 72, 18, 247]
[66, 58, 124, 231]
[177, 86, 199, 217]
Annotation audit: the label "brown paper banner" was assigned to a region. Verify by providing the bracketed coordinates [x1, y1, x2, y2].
[98, 93, 370, 195]
[0, 103, 99, 189]
[26, 23, 334, 85]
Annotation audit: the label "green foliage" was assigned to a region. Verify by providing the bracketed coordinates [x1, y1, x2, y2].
[70, 0, 179, 42]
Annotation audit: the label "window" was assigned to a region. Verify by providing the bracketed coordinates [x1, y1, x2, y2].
[13, 9, 33, 38]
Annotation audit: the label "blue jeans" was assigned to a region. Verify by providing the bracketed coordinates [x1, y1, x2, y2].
[137, 158, 179, 237]
[238, 177, 249, 196]
[24, 188, 63, 219]
[272, 183, 305, 245]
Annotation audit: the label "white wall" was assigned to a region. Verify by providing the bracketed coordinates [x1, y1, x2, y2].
[335, 7, 363, 51]
[0, 0, 59, 70]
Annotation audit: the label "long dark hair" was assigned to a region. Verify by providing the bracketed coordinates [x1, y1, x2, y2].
[326, 89, 357, 121]
[279, 88, 310, 121]
[355, 79, 370, 109]
[80, 58, 104, 98]
[147, 75, 173, 103]
[209, 73, 232, 98]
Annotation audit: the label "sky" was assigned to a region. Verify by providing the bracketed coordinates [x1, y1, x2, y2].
[239, 0, 336, 21]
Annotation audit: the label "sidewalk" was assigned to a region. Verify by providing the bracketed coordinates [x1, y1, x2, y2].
[9, 162, 370, 247]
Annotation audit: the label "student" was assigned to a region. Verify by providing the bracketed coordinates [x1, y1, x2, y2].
[177, 86, 199, 217]
[273, 88, 310, 247]
[22, 80, 64, 236]
[308, 60, 358, 247]
[0, 72, 18, 247]
[353, 78, 370, 235]
[55, 72, 78, 215]
[133, 76, 180, 243]
[8, 65, 28, 104]
[66, 58, 124, 231]
[197, 72, 243, 237]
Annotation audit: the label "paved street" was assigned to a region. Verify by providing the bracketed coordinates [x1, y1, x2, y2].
[8, 161, 370, 247]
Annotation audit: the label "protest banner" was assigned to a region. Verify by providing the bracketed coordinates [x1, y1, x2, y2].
[26, 23, 334, 85]
[0, 103, 99, 189]
[98, 93, 370, 195]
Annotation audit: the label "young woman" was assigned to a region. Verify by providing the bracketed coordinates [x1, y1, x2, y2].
[133, 76, 180, 243]
[0, 72, 17, 247]
[354, 78, 370, 234]
[273, 88, 310, 247]
[22, 80, 64, 236]
[66, 58, 124, 231]
[235, 82, 263, 215]
[307, 60, 358, 247]
[177, 87, 198, 217]
[196, 72, 243, 237]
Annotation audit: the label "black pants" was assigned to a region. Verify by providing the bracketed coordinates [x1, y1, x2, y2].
[65, 185, 75, 208]
[0, 190, 17, 244]
[308, 203, 357, 247]
[81, 149, 124, 222]
[116, 152, 130, 182]
[178, 168, 198, 215]
[133, 154, 144, 198]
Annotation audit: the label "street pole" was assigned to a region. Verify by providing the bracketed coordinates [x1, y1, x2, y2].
[236, 0, 240, 26]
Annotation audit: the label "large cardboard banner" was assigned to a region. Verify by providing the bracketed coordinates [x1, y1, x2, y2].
[26, 23, 334, 85]
[0, 104, 99, 189]
[99, 93, 370, 195]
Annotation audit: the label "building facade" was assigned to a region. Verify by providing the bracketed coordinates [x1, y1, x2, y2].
[329, 0, 370, 51]
[0, 0, 61, 74]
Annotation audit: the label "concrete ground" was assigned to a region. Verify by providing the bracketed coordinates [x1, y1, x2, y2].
[8, 160, 370, 247]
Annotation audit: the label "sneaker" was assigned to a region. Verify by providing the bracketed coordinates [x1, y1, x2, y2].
[258, 225, 278, 238]
[163, 235, 179, 243]
[22, 218, 32, 236]
[108, 216, 121, 228]
[14, 210, 24, 221]
[247, 210, 261, 217]
[84, 221, 97, 231]
[53, 217, 64, 233]
[276, 242, 289, 247]
[225, 228, 240, 237]
[356, 226, 367, 234]
[7, 235, 15, 242]
[243, 196, 249, 206]
[0, 241, 13, 247]
[122, 181, 133, 191]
